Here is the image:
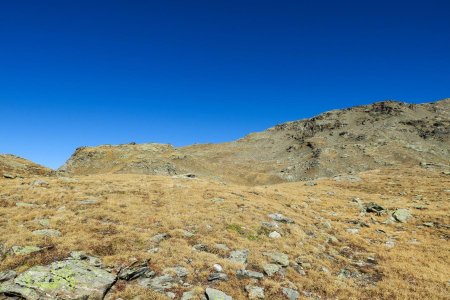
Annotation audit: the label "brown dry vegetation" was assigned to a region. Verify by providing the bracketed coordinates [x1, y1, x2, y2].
[0, 167, 449, 299]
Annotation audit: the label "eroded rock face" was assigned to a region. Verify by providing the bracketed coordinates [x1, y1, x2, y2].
[0, 259, 116, 300]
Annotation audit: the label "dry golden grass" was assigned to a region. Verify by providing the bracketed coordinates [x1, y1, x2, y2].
[0, 167, 449, 299]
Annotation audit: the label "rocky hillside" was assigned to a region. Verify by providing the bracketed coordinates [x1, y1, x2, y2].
[59, 99, 450, 185]
[0, 155, 52, 178]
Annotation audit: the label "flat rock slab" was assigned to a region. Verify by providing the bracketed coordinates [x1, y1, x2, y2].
[0, 260, 116, 300]
[32, 229, 61, 237]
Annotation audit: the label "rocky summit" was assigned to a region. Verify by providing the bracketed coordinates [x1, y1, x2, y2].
[0, 99, 449, 300]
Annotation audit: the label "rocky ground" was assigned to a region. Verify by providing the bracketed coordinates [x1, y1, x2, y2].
[1, 166, 449, 299]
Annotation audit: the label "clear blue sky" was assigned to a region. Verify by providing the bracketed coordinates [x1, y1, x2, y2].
[1, 0, 449, 169]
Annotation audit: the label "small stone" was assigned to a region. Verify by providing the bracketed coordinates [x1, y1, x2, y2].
[228, 249, 249, 264]
[32, 229, 61, 237]
[119, 261, 151, 280]
[282, 287, 299, 300]
[263, 263, 281, 276]
[213, 264, 223, 272]
[207, 272, 228, 282]
[269, 231, 281, 239]
[183, 230, 195, 238]
[37, 218, 50, 227]
[392, 209, 412, 223]
[210, 197, 225, 203]
[166, 292, 176, 299]
[346, 228, 359, 234]
[304, 182, 317, 186]
[423, 222, 434, 227]
[364, 202, 385, 213]
[236, 269, 264, 279]
[3, 173, 16, 179]
[15, 202, 38, 208]
[263, 251, 289, 267]
[245, 285, 264, 299]
[150, 233, 169, 243]
[385, 240, 395, 248]
[181, 290, 197, 300]
[79, 199, 98, 205]
[205, 287, 232, 300]
[214, 244, 230, 251]
[147, 247, 159, 253]
[268, 213, 294, 223]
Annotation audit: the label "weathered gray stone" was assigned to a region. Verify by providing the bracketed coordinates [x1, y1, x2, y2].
[207, 272, 228, 282]
[263, 251, 289, 267]
[263, 263, 281, 276]
[205, 287, 232, 300]
[236, 269, 264, 280]
[32, 229, 61, 237]
[150, 233, 169, 243]
[282, 287, 299, 300]
[269, 231, 281, 239]
[245, 285, 264, 299]
[79, 199, 98, 205]
[163, 266, 189, 278]
[392, 209, 412, 223]
[118, 261, 152, 280]
[181, 289, 198, 300]
[228, 249, 249, 264]
[192, 244, 209, 252]
[268, 213, 294, 223]
[15, 202, 38, 208]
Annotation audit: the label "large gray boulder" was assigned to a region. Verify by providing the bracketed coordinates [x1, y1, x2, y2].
[205, 287, 232, 300]
[0, 259, 116, 299]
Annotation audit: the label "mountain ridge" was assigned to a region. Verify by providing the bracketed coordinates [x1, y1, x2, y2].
[57, 98, 450, 185]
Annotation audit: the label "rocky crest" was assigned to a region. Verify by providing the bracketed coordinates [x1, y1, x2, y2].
[58, 99, 450, 185]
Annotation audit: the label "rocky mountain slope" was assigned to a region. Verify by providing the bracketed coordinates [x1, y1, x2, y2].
[59, 99, 450, 185]
[0, 155, 52, 178]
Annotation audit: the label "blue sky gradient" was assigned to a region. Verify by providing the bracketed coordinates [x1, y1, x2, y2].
[1, 0, 449, 168]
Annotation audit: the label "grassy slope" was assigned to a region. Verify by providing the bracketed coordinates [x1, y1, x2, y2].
[0, 167, 449, 299]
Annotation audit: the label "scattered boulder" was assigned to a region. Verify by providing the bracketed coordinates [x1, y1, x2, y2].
[213, 264, 223, 272]
[181, 289, 198, 300]
[228, 249, 249, 264]
[31, 180, 48, 187]
[268, 213, 294, 223]
[269, 231, 282, 239]
[205, 287, 232, 300]
[11, 246, 42, 255]
[118, 261, 152, 281]
[263, 263, 281, 276]
[236, 269, 264, 280]
[263, 251, 289, 267]
[15, 202, 38, 208]
[3, 173, 16, 179]
[392, 209, 412, 223]
[150, 233, 169, 244]
[207, 272, 228, 282]
[282, 287, 299, 300]
[245, 285, 264, 299]
[79, 199, 98, 205]
[32, 229, 61, 237]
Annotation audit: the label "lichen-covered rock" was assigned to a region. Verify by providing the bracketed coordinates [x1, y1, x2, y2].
[392, 209, 412, 223]
[245, 285, 264, 299]
[32, 229, 61, 237]
[11, 246, 42, 255]
[1, 260, 116, 299]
